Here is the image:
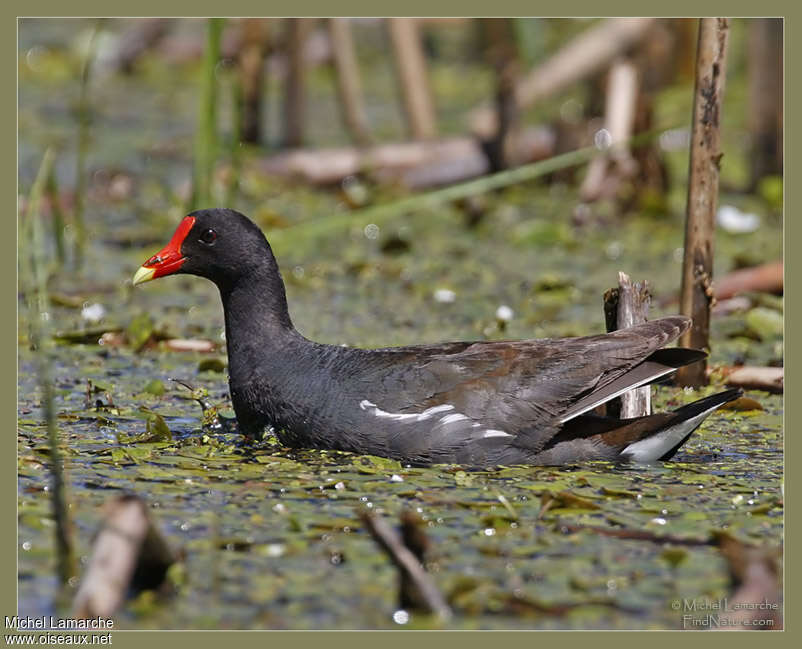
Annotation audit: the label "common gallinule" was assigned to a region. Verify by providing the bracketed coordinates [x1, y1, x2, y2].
[133, 209, 740, 467]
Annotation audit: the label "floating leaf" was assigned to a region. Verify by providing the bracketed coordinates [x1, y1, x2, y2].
[143, 379, 165, 396]
[198, 358, 226, 373]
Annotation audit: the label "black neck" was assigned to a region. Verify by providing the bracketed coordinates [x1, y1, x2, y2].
[219, 265, 303, 378]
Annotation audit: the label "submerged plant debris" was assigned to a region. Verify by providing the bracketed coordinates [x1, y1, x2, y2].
[18, 19, 782, 629]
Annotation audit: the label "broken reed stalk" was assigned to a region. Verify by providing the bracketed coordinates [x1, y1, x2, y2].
[73, 20, 101, 268]
[469, 17, 657, 138]
[359, 509, 452, 621]
[603, 272, 651, 418]
[73, 495, 175, 618]
[677, 18, 730, 387]
[746, 19, 783, 190]
[328, 18, 372, 146]
[225, 73, 243, 209]
[579, 57, 639, 201]
[558, 521, 712, 546]
[26, 149, 76, 585]
[238, 18, 268, 145]
[282, 18, 311, 148]
[191, 17, 224, 211]
[480, 18, 520, 172]
[714, 533, 782, 630]
[270, 124, 672, 249]
[388, 18, 438, 140]
[398, 510, 434, 612]
[45, 164, 66, 264]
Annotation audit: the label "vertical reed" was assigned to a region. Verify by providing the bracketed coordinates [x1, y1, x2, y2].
[225, 73, 243, 209]
[46, 161, 66, 265]
[191, 18, 224, 211]
[677, 18, 730, 387]
[74, 21, 101, 268]
[25, 149, 76, 585]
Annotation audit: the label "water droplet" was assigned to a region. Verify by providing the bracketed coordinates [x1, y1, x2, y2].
[265, 543, 285, 557]
[659, 128, 690, 151]
[594, 128, 612, 150]
[560, 98, 583, 123]
[392, 609, 410, 625]
[605, 241, 622, 260]
[26, 46, 47, 71]
[483, 528, 496, 536]
[433, 288, 456, 303]
[496, 305, 514, 322]
[364, 223, 380, 240]
[81, 302, 106, 323]
[22, 541, 31, 551]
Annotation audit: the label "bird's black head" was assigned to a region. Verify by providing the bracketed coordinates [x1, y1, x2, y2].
[133, 208, 278, 290]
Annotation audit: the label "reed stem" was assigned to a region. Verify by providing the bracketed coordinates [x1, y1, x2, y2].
[25, 149, 76, 586]
[74, 21, 101, 268]
[191, 18, 225, 211]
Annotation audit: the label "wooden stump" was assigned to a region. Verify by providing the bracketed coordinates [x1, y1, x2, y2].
[604, 272, 651, 418]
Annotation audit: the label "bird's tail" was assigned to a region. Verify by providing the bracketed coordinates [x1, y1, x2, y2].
[622, 388, 743, 462]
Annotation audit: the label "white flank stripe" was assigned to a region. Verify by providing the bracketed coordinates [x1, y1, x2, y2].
[359, 400, 456, 422]
[421, 404, 456, 417]
[483, 429, 512, 438]
[439, 413, 469, 425]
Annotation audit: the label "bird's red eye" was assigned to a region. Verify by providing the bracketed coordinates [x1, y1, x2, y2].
[200, 229, 217, 245]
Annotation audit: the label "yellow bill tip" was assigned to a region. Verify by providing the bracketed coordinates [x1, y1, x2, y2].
[132, 266, 156, 286]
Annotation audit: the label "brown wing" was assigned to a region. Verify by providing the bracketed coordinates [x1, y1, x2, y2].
[350, 316, 692, 454]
